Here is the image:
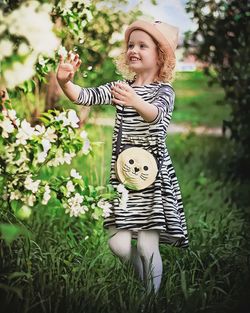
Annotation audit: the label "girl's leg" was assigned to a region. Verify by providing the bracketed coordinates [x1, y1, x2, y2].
[130, 244, 144, 281]
[137, 229, 162, 294]
[107, 226, 132, 262]
[107, 226, 144, 281]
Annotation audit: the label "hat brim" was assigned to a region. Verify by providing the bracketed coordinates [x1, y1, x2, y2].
[125, 21, 176, 60]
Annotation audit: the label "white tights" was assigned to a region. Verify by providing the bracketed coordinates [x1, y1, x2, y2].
[107, 226, 163, 294]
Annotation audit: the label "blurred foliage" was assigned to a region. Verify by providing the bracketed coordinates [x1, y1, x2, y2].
[1, 0, 143, 116]
[184, 0, 250, 179]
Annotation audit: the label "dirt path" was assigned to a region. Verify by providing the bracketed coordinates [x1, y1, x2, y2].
[88, 117, 225, 137]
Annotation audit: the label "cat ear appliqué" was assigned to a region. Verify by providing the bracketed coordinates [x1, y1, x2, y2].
[115, 147, 158, 190]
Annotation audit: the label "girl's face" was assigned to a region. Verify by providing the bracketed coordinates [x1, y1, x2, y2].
[126, 30, 159, 76]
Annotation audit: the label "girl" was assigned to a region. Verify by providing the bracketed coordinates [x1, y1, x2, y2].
[56, 20, 189, 295]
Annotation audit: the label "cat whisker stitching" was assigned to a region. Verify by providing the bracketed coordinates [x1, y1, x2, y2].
[122, 165, 130, 172]
[140, 175, 147, 181]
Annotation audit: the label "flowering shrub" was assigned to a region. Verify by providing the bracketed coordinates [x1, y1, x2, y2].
[0, 103, 117, 223]
[0, 1, 60, 89]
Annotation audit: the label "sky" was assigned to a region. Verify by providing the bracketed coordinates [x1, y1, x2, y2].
[128, 0, 197, 41]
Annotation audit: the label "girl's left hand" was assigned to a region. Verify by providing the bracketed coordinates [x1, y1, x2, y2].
[111, 82, 140, 107]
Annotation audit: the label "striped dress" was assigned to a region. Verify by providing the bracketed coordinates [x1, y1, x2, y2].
[75, 80, 189, 248]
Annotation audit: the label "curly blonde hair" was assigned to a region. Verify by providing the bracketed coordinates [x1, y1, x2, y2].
[114, 38, 177, 83]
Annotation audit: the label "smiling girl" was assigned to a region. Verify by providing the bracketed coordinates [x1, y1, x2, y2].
[56, 19, 189, 296]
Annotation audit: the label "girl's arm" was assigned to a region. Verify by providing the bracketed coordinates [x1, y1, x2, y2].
[59, 81, 82, 103]
[111, 82, 175, 123]
[56, 52, 82, 102]
[57, 51, 114, 105]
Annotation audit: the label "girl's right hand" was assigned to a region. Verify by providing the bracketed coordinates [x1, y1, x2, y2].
[56, 51, 82, 86]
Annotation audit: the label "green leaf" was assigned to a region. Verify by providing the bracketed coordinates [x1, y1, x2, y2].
[0, 224, 22, 245]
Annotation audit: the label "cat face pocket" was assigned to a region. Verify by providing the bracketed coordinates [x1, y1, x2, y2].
[115, 147, 158, 191]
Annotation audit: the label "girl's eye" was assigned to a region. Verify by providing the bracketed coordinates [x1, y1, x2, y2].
[128, 44, 134, 49]
[140, 44, 146, 48]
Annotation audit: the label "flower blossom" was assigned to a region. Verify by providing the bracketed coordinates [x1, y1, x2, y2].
[16, 119, 35, 145]
[97, 199, 113, 217]
[70, 169, 82, 179]
[24, 176, 41, 193]
[117, 184, 129, 211]
[65, 193, 88, 217]
[55, 110, 79, 128]
[0, 118, 15, 138]
[66, 180, 75, 197]
[42, 184, 51, 205]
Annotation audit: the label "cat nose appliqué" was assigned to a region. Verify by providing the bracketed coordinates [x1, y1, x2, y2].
[134, 167, 140, 173]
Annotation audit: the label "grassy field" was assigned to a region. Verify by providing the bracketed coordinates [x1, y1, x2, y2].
[81, 70, 231, 128]
[1, 123, 249, 313]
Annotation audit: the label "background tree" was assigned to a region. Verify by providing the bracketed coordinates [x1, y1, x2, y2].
[0, 0, 143, 124]
[184, 0, 250, 179]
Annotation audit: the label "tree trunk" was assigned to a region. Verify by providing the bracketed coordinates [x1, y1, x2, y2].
[78, 106, 91, 127]
[45, 71, 62, 112]
[0, 86, 9, 107]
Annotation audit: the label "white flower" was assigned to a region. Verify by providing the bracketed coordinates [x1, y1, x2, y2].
[70, 169, 82, 179]
[117, 183, 127, 193]
[21, 194, 36, 207]
[58, 45, 68, 58]
[0, 39, 13, 60]
[18, 43, 30, 55]
[7, 109, 17, 120]
[38, 54, 46, 67]
[16, 119, 35, 145]
[41, 138, 51, 152]
[7, 1, 59, 57]
[34, 124, 46, 136]
[63, 152, 76, 164]
[67, 110, 79, 128]
[82, 139, 90, 155]
[65, 193, 87, 217]
[55, 112, 69, 126]
[0, 118, 15, 138]
[37, 151, 47, 163]
[47, 148, 64, 167]
[3, 53, 37, 89]
[43, 127, 57, 142]
[10, 190, 22, 200]
[80, 130, 88, 139]
[66, 180, 75, 193]
[92, 212, 99, 220]
[24, 176, 41, 193]
[117, 184, 129, 211]
[97, 199, 113, 218]
[42, 185, 51, 205]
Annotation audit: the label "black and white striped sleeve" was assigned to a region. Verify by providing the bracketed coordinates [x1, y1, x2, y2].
[150, 84, 175, 124]
[74, 81, 115, 106]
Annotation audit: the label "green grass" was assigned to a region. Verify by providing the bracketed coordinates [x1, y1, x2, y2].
[172, 71, 230, 127]
[1, 125, 250, 313]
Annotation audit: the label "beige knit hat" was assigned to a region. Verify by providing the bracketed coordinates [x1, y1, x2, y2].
[125, 20, 179, 59]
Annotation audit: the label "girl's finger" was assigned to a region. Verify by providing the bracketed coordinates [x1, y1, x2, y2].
[111, 97, 124, 106]
[116, 82, 129, 90]
[73, 54, 79, 61]
[75, 60, 82, 69]
[59, 54, 64, 64]
[112, 85, 127, 96]
[67, 51, 74, 62]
